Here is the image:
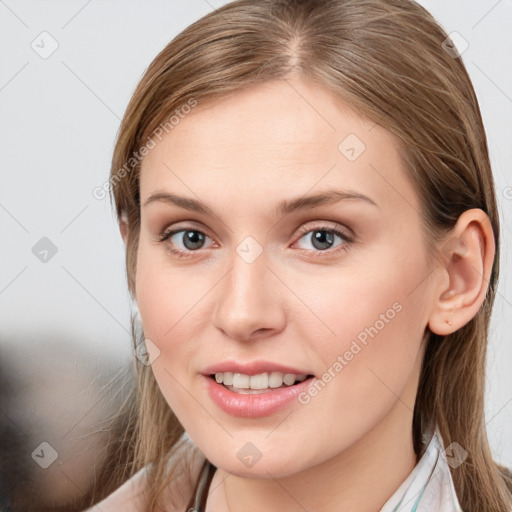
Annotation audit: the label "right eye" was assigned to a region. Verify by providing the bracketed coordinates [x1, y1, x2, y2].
[158, 228, 216, 257]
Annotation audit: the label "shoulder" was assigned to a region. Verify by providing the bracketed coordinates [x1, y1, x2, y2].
[84, 432, 205, 512]
[82, 465, 147, 512]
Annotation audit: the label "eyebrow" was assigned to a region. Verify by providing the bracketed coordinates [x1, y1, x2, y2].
[142, 188, 378, 216]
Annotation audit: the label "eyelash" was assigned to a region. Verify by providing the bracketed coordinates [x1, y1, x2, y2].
[157, 223, 354, 259]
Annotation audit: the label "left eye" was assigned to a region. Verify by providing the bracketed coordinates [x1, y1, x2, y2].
[295, 228, 349, 251]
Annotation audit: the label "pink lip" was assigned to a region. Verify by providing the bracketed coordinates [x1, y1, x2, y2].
[203, 374, 314, 418]
[201, 360, 314, 377]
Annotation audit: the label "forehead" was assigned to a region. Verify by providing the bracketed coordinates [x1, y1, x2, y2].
[139, 79, 419, 216]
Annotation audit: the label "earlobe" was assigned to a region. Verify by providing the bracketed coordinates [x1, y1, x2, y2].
[119, 210, 129, 243]
[428, 209, 495, 336]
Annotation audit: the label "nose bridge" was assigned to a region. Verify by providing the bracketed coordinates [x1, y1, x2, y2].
[212, 239, 284, 340]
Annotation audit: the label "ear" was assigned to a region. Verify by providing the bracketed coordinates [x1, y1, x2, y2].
[119, 209, 129, 244]
[428, 208, 495, 336]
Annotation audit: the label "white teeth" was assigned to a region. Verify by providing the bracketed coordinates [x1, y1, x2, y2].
[232, 373, 250, 388]
[249, 373, 269, 390]
[283, 373, 296, 386]
[213, 371, 308, 390]
[268, 371, 284, 388]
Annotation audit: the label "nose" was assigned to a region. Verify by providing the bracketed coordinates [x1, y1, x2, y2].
[211, 246, 287, 342]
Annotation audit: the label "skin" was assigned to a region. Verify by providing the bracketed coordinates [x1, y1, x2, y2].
[124, 77, 494, 512]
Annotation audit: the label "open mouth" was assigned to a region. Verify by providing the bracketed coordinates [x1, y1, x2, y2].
[209, 372, 315, 394]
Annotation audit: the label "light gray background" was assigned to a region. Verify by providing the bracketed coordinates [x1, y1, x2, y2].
[1, 0, 511, 467]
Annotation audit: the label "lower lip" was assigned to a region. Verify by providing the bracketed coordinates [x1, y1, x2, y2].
[203, 375, 314, 418]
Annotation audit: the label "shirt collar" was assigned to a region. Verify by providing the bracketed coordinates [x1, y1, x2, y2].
[379, 425, 463, 512]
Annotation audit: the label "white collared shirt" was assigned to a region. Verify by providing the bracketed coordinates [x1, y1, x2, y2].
[380, 425, 463, 512]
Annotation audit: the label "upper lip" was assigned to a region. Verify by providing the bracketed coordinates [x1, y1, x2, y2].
[202, 360, 314, 377]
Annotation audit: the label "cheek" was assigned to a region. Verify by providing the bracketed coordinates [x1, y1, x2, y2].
[134, 246, 199, 372]
[294, 246, 428, 394]
[134, 259, 198, 418]
[135, 242, 208, 339]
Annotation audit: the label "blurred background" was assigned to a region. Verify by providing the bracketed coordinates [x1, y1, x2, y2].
[1, 0, 511, 510]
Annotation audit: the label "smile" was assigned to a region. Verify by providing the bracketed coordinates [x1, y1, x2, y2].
[204, 373, 315, 417]
[212, 371, 309, 393]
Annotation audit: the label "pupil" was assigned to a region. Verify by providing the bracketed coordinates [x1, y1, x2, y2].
[312, 230, 334, 250]
[184, 231, 204, 250]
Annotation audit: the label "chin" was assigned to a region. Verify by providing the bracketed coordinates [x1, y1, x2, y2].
[204, 444, 311, 479]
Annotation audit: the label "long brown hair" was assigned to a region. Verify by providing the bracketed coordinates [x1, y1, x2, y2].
[95, 0, 512, 510]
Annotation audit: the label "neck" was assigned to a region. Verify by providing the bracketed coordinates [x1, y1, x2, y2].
[207, 401, 418, 512]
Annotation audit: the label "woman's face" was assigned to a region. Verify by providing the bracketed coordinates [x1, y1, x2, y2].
[136, 78, 439, 477]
